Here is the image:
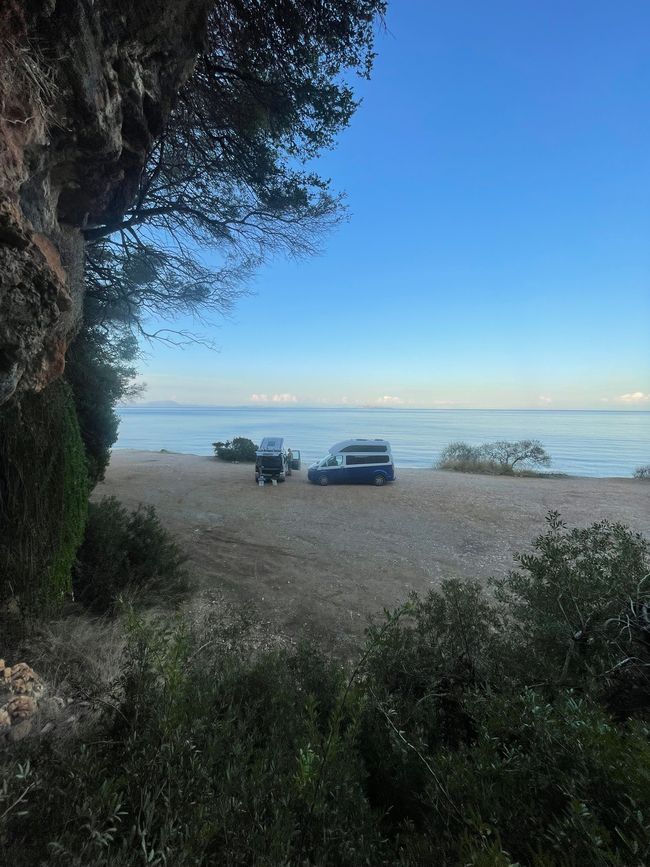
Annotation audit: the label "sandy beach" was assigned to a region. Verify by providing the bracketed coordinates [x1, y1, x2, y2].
[100, 451, 650, 654]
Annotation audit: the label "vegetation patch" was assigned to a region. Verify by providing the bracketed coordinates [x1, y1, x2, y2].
[73, 497, 188, 614]
[437, 438, 552, 475]
[2, 515, 649, 865]
[0, 380, 88, 619]
[65, 327, 140, 486]
[634, 464, 650, 480]
[212, 436, 258, 462]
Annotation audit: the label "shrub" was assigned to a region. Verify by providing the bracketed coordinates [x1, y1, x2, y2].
[0, 380, 88, 618]
[492, 510, 650, 713]
[482, 438, 551, 471]
[634, 465, 650, 479]
[66, 327, 140, 486]
[437, 441, 499, 473]
[73, 497, 188, 613]
[2, 515, 650, 866]
[212, 436, 258, 462]
[437, 439, 551, 475]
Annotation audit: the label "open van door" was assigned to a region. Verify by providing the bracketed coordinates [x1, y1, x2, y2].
[290, 450, 301, 470]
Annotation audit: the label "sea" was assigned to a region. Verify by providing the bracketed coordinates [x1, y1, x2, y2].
[114, 407, 650, 478]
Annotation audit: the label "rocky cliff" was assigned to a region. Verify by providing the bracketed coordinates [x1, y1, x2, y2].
[0, 0, 209, 404]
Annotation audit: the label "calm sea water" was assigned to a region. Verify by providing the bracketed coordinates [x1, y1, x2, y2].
[114, 407, 649, 478]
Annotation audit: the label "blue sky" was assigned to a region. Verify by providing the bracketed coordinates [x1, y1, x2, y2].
[136, 0, 650, 409]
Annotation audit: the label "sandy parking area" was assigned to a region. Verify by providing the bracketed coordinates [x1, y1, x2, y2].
[100, 451, 650, 655]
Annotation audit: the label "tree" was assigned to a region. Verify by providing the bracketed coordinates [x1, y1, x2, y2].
[68, 1, 386, 484]
[82, 1, 387, 342]
[481, 439, 551, 471]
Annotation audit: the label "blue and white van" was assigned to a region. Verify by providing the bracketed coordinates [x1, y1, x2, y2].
[308, 439, 395, 486]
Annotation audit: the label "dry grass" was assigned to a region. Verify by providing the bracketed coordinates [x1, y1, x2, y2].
[0, 39, 58, 127]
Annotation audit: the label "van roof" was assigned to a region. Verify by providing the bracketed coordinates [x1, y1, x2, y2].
[329, 439, 391, 453]
[258, 436, 284, 452]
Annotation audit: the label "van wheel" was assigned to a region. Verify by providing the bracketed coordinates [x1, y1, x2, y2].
[373, 473, 386, 486]
[319, 475, 329, 486]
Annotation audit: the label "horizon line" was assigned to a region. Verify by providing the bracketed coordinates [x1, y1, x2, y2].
[117, 403, 650, 412]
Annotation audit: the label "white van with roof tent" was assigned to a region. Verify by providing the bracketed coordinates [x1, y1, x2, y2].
[308, 439, 395, 486]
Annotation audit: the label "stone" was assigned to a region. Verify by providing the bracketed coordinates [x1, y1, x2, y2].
[6, 695, 36, 723]
[0, 707, 10, 735]
[7, 662, 44, 697]
[0, 0, 212, 404]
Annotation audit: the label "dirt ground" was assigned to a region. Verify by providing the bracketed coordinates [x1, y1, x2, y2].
[100, 451, 650, 656]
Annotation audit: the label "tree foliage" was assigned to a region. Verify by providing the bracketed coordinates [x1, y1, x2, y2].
[82, 0, 386, 343]
[213, 436, 258, 462]
[437, 439, 552, 474]
[484, 438, 551, 470]
[66, 327, 141, 485]
[0, 381, 88, 619]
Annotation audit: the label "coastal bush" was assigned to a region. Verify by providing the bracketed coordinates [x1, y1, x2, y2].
[0, 380, 88, 619]
[3, 514, 650, 866]
[212, 436, 258, 462]
[436, 440, 499, 473]
[437, 438, 551, 474]
[634, 464, 650, 479]
[66, 327, 140, 486]
[73, 497, 188, 614]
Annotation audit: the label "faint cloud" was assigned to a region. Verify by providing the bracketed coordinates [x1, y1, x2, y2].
[375, 395, 403, 405]
[617, 391, 649, 404]
[250, 393, 268, 402]
[272, 393, 298, 403]
[600, 397, 609, 403]
[538, 395, 552, 404]
[340, 396, 349, 404]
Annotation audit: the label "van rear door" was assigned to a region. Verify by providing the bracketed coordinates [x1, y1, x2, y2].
[290, 450, 301, 470]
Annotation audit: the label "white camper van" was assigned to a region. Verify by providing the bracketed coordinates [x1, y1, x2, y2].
[308, 439, 395, 486]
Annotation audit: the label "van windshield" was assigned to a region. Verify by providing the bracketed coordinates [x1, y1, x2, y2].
[318, 455, 343, 468]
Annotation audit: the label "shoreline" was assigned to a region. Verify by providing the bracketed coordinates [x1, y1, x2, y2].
[110, 447, 639, 481]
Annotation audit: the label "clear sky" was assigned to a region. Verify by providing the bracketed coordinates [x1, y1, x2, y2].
[136, 0, 650, 409]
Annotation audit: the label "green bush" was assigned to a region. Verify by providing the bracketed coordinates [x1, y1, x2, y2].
[634, 465, 650, 479]
[2, 514, 649, 865]
[73, 497, 188, 614]
[436, 440, 501, 473]
[0, 380, 88, 617]
[492, 511, 650, 706]
[212, 436, 258, 462]
[66, 327, 139, 486]
[437, 439, 551, 475]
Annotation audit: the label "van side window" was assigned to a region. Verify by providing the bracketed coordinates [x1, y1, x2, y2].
[326, 455, 343, 467]
[341, 444, 387, 453]
[346, 455, 390, 465]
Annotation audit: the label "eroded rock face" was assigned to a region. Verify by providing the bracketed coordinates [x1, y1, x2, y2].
[0, 0, 209, 402]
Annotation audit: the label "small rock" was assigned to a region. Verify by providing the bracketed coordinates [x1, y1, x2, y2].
[0, 707, 10, 735]
[6, 695, 36, 723]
